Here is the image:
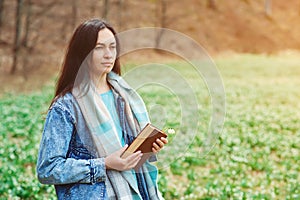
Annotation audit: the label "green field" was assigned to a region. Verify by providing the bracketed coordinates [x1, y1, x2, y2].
[0, 54, 299, 199]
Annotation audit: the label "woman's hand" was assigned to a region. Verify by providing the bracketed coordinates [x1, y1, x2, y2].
[152, 137, 168, 153]
[104, 145, 142, 171]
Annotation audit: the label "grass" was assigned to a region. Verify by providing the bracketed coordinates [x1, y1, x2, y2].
[0, 53, 299, 199]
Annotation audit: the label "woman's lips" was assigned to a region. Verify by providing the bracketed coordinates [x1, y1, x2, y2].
[101, 62, 113, 66]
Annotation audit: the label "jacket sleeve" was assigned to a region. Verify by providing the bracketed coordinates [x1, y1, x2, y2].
[36, 105, 106, 185]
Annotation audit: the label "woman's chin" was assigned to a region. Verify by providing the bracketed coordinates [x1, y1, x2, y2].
[105, 67, 113, 73]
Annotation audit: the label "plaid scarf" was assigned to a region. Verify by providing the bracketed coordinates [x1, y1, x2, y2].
[72, 72, 163, 200]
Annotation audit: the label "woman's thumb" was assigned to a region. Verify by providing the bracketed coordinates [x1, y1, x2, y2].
[119, 144, 128, 155]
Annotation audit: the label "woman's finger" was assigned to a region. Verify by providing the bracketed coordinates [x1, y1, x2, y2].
[125, 151, 142, 160]
[129, 156, 142, 168]
[152, 147, 158, 153]
[125, 152, 142, 169]
[152, 142, 160, 153]
[125, 151, 142, 162]
[155, 139, 164, 148]
[160, 137, 168, 144]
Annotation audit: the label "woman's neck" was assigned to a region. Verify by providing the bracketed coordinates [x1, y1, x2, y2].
[92, 73, 111, 94]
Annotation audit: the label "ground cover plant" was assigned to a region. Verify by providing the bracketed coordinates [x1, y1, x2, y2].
[0, 53, 299, 199]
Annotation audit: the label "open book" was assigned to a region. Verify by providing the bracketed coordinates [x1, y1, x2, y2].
[121, 123, 167, 170]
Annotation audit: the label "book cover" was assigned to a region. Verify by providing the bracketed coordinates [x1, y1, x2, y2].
[121, 123, 167, 171]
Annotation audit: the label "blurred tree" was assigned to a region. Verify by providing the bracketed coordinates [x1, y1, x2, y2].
[0, 0, 4, 34]
[89, 1, 96, 16]
[11, 0, 58, 76]
[60, 0, 78, 40]
[242, 0, 250, 4]
[207, 0, 217, 10]
[22, 0, 31, 48]
[21, 0, 34, 79]
[60, 1, 69, 40]
[265, 0, 272, 17]
[103, 0, 109, 20]
[11, 0, 23, 74]
[34, 0, 57, 18]
[155, 0, 167, 49]
[72, 0, 77, 29]
[117, 0, 124, 30]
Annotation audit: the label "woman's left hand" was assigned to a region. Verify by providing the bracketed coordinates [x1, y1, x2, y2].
[152, 137, 168, 153]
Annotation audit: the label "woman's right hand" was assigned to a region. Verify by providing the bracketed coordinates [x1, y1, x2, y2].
[104, 145, 143, 171]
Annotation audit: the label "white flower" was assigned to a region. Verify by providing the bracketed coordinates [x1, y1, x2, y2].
[167, 128, 175, 134]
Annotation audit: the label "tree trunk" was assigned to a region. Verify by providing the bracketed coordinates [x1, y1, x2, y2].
[71, 0, 77, 29]
[60, 1, 68, 40]
[20, 0, 33, 79]
[102, 0, 109, 19]
[207, 0, 217, 10]
[22, 0, 31, 48]
[155, 0, 167, 49]
[89, 1, 96, 16]
[117, 0, 123, 30]
[0, 0, 4, 29]
[265, 0, 272, 16]
[0, 0, 4, 38]
[11, 0, 23, 74]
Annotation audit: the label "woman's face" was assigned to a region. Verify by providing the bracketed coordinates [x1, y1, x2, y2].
[89, 28, 117, 77]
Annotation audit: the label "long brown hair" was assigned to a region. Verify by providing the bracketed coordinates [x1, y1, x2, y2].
[51, 19, 120, 105]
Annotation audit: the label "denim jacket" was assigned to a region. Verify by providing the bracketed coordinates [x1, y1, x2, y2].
[36, 93, 108, 199]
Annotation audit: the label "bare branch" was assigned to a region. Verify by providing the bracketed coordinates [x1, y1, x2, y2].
[11, 0, 24, 74]
[34, 0, 58, 18]
[0, 0, 4, 30]
[22, 0, 32, 48]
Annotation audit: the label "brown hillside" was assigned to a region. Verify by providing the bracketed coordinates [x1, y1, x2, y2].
[0, 0, 299, 93]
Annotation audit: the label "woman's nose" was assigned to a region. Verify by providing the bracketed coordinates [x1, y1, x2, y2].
[104, 48, 112, 58]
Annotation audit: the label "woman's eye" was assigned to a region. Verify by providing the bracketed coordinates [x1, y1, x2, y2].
[95, 46, 104, 50]
[110, 46, 116, 49]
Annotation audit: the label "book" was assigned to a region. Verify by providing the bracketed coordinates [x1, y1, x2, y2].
[121, 123, 167, 171]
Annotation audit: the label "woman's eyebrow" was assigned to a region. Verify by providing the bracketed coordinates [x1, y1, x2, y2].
[96, 42, 116, 46]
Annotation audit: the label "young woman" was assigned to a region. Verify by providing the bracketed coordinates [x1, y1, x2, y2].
[36, 18, 167, 200]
